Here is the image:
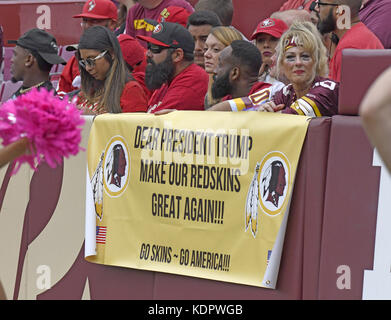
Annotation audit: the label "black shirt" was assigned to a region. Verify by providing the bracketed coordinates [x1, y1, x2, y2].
[12, 80, 55, 99]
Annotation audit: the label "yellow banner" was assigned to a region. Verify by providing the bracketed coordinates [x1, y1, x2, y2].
[85, 111, 309, 288]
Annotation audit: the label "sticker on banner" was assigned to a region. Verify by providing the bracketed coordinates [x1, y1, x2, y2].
[103, 136, 131, 198]
[245, 151, 290, 238]
[258, 151, 291, 216]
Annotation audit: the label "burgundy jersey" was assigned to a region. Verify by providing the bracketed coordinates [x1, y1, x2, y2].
[273, 76, 339, 117]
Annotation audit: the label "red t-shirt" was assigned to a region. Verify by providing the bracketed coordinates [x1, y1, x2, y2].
[57, 55, 80, 97]
[132, 71, 152, 99]
[120, 80, 149, 112]
[329, 22, 384, 82]
[77, 80, 148, 114]
[147, 63, 209, 113]
[125, 0, 194, 48]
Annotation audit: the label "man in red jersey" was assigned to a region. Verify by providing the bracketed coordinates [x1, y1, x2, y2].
[316, 0, 383, 82]
[126, 0, 194, 48]
[211, 40, 271, 104]
[138, 21, 208, 113]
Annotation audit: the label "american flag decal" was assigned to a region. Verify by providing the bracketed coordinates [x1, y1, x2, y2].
[267, 250, 272, 265]
[96, 226, 107, 244]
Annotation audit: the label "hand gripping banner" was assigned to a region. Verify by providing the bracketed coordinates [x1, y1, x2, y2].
[85, 111, 309, 289]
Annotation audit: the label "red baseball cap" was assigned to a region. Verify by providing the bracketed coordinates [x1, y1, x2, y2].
[157, 6, 191, 27]
[73, 0, 117, 21]
[118, 34, 146, 72]
[250, 18, 288, 40]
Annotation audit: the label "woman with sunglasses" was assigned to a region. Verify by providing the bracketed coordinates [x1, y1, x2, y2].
[76, 25, 148, 115]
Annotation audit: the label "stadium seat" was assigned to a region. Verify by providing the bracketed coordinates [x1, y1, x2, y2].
[51, 79, 59, 92]
[0, 80, 21, 102]
[49, 45, 64, 74]
[57, 46, 75, 74]
[61, 45, 76, 63]
[339, 49, 391, 115]
[0, 81, 4, 101]
[49, 46, 75, 80]
[2, 46, 13, 81]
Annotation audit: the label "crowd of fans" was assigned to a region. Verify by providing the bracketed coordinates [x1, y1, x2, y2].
[1, 0, 391, 120]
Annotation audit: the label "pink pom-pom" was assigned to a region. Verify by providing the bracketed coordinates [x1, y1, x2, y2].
[0, 88, 85, 174]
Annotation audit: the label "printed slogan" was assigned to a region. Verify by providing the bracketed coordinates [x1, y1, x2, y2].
[135, 125, 248, 226]
[85, 111, 309, 288]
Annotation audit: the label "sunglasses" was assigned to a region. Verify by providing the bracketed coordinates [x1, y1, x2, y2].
[80, 18, 109, 27]
[315, 1, 340, 8]
[78, 50, 108, 69]
[147, 43, 170, 54]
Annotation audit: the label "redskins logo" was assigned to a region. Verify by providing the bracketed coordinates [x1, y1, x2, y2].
[261, 18, 275, 28]
[153, 23, 163, 34]
[88, 0, 96, 12]
[103, 136, 131, 198]
[91, 136, 130, 221]
[258, 151, 290, 216]
[245, 151, 291, 238]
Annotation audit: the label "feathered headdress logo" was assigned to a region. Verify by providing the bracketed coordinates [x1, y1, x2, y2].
[91, 152, 104, 220]
[245, 162, 260, 237]
[284, 36, 301, 52]
[245, 151, 291, 238]
[102, 136, 131, 198]
[90, 136, 131, 220]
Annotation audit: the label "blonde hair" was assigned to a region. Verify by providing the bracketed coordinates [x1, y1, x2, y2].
[277, 21, 328, 79]
[205, 26, 242, 108]
[209, 26, 243, 46]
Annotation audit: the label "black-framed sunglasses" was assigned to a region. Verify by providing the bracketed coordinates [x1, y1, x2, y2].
[78, 50, 107, 69]
[315, 1, 340, 8]
[147, 43, 171, 54]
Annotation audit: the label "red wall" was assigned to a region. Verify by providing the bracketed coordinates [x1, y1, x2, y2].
[0, 1, 85, 46]
[0, 0, 285, 46]
[189, 0, 286, 39]
[231, 0, 286, 39]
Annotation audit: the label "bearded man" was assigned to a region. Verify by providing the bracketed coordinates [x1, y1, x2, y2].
[138, 21, 208, 113]
[315, 0, 383, 81]
[211, 40, 270, 104]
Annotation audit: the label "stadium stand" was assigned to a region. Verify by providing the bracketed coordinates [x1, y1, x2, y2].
[2, 47, 13, 82]
[339, 49, 391, 115]
[2, 0, 391, 301]
[0, 80, 22, 102]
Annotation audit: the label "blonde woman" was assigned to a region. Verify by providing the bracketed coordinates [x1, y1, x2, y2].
[203, 26, 242, 109]
[257, 21, 338, 117]
[208, 21, 338, 116]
